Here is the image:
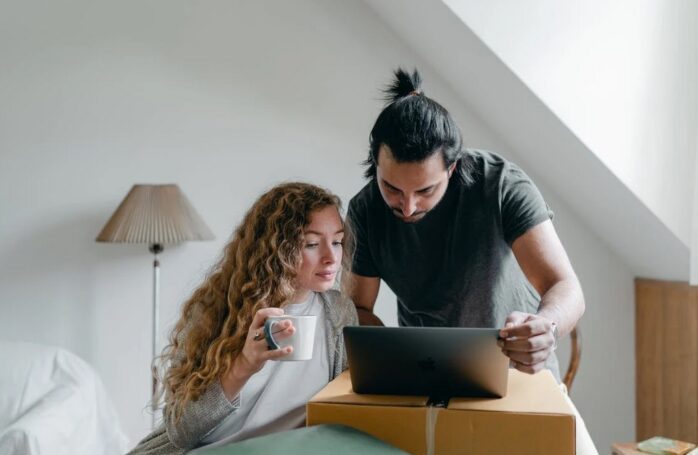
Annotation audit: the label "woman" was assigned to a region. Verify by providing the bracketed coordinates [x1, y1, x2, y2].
[129, 182, 358, 454]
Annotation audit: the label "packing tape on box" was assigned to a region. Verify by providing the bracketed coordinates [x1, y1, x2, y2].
[426, 405, 440, 455]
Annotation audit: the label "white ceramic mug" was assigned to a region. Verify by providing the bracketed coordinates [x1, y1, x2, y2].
[263, 315, 317, 361]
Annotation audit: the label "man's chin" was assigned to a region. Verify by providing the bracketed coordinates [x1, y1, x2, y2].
[392, 211, 427, 223]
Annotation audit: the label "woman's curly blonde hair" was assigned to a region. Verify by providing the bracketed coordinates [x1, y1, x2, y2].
[156, 182, 344, 422]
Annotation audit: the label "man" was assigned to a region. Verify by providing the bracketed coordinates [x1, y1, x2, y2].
[347, 70, 595, 453]
[346, 69, 596, 453]
[347, 68, 584, 378]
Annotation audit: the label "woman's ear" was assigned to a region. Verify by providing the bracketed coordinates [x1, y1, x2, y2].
[447, 162, 456, 177]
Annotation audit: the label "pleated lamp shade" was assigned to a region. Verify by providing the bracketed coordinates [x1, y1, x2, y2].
[96, 184, 214, 244]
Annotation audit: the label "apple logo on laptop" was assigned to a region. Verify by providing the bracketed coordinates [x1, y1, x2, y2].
[417, 357, 436, 371]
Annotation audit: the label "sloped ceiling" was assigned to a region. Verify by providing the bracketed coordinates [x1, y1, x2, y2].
[363, 0, 689, 280]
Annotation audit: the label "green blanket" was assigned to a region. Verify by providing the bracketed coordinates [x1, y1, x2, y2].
[199, 424, 406, 455]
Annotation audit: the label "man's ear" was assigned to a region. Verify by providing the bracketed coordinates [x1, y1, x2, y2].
[447, 162, 457, 177]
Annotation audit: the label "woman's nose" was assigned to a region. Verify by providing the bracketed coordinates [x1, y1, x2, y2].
[322, 244, 338, 263]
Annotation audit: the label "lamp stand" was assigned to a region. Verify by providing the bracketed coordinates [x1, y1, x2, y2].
[149, 243, 163, 428]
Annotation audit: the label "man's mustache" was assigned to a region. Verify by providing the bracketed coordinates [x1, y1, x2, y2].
[391, 208, 427, 221]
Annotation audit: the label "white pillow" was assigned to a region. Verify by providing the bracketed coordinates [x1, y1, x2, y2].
[0, 341, 129, 455]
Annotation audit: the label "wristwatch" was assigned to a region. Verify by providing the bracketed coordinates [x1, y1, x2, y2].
[551, 321, 559, 351]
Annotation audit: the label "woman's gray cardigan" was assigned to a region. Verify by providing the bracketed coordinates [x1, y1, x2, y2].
[127, 290, 358, 454]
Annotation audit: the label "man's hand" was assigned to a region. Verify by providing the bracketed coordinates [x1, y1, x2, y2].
[347, 273, 385, 326]
[498, 311, 556, 374]
[357, 307, 385, 326]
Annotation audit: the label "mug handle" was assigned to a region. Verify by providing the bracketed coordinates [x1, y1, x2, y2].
[263, 319, 280, 350]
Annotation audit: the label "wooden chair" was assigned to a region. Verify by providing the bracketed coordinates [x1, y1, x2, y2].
[563, 326, 582, 392]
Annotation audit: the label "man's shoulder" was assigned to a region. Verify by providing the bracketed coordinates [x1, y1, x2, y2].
[466, 148, 511, 169]
[464, 148, 526, 184]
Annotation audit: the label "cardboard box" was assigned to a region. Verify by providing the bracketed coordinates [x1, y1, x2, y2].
[307, 369, 575, 454]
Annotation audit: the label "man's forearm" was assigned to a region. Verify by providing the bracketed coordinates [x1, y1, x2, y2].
[357, 307, 385, 326]
[536, 278, 585, 338]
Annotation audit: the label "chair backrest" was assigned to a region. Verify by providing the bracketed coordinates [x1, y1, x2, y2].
[563, 326, 581, 392]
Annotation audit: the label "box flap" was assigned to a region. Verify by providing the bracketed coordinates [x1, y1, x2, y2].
[309, 371, 429, 407]
[448, 369, 574, 415]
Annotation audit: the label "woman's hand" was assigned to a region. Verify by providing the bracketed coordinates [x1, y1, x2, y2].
[220, 308, 295, 400]
[235, 308, 296, 377]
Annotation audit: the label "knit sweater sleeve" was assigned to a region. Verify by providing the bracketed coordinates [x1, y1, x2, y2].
[164, 378, 240, 449]
[322, 290, 359, 378]
[162, 320, 241, 449]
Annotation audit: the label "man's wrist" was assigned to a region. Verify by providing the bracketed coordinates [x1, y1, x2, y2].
[536, 310, 560, 347]
[550, 321, 558, 351]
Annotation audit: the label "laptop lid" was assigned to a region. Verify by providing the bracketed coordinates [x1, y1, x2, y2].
[343, 326, 509, 398]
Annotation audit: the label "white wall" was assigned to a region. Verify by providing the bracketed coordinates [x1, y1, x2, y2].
[532, 176, 636, 452]
[692, 140, 698, 285]
[445, 0, 698, 249]
[1, 0, 633, 451]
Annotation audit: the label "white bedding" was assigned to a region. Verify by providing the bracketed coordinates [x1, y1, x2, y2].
[0, 341, 129, 455]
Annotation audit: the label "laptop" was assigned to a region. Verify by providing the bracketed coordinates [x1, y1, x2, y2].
[343, 326, 509, 398]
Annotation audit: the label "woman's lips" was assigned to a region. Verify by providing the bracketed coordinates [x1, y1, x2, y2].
[316, 271, 336, 280]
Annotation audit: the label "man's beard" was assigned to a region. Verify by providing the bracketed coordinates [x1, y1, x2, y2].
[391, 208, 427, 223]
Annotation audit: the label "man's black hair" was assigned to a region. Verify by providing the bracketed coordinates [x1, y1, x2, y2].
[363, 68, 473, 184]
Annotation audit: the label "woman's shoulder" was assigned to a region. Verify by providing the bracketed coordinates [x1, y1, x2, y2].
[319, 289, 358, 326]
[321, 288, 343, 303]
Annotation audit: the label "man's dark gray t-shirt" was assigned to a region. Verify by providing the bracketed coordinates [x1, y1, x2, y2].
[347, 149, 561, 381]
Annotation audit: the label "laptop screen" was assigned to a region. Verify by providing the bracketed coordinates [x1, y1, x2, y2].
[344, 326, 508, 398]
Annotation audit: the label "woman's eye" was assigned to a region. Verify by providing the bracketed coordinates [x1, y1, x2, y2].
[332, 241, 344, 247]
[305, 243, 319, 248]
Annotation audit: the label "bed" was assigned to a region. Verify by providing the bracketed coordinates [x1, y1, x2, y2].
[0, 341, 129, 455]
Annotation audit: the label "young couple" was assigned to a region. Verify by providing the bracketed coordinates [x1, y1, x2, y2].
[131, 69, 596, 454]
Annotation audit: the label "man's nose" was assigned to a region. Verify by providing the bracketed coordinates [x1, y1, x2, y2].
[401, 195, 417, 217]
